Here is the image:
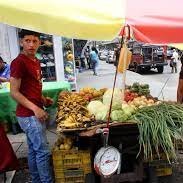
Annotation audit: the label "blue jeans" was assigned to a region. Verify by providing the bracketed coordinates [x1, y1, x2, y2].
[92, 61, 98, 75]
[17, 116, 53, 183]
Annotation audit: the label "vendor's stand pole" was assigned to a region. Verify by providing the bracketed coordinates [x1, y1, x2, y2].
[106, 25, 131, 129]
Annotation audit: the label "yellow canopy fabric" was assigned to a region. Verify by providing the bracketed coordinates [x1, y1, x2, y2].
[0, 0, 126, 41]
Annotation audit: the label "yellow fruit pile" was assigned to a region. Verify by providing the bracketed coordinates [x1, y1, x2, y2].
[56, 91, 94, 131]
[79, 87, 107, 101]
[54, 135, 73, 151]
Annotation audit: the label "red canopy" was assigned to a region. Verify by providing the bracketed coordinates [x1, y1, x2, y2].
[122, 0, 183, 44]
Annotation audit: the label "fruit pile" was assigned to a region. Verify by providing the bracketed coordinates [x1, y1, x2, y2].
[79, 87, 107, 101]
[54, 135, 74, 151]
[56, 91, 95, 131]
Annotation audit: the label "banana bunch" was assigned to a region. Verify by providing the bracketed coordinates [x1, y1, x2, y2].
[56, 91, 95, 131]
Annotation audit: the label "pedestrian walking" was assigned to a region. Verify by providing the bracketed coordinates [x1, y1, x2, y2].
[80, 46, 86, 72]
[84, 46, 91, 69]
[114, 44, 121, 67]
[170, 49, 179, 73]
[90, 46, 99, 75]
[10, 29, 53, 183]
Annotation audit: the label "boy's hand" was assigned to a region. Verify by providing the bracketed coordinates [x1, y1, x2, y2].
[33, 107, 48, 122]
[42, 97, 54, 107]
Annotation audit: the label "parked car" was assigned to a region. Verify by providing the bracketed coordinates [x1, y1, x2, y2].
[99, 50, 108, 60]
[106, 50, 115, 63]
[167, 49, 173, 59]
[129, 44, 168, 73]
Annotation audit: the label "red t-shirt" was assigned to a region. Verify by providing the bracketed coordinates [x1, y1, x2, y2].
[10, 54, 43, 117]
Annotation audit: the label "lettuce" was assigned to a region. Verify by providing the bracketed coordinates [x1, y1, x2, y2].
[95, 105, 108, 120]
[103, 88, 122, 110]
[111, 110, 128, 122]
[87, 100, 105, 115]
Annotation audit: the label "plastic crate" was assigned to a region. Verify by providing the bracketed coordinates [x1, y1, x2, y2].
[55, 169, 85, 183]
[52, 149, 91, 169]
[52, 149, 91, 183]
[156, 166, 172, 177]
[147, 153, 173, 177]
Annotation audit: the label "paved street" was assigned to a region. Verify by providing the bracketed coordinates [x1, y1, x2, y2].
[2, 60, 182, 182]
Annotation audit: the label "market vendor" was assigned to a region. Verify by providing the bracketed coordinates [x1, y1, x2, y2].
[10, 29, 53, 183]
[0, 57, 10, 83]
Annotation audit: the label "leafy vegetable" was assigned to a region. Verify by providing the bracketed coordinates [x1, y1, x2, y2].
[131, 102, 183, 162]
[87, 100, 104, 115]
[122, 103, 136, 117]
[103, 88, 122, 110]
[111, 110, 128, 122]
[128, 82, 150, 96]
[95, 106, 108, 121]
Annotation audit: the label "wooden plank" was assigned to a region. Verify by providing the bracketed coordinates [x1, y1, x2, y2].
[58, 120, 137, 135]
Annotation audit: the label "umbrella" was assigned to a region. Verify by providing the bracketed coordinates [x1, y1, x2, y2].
[123, 0, 183, 44]
[0, 0, 125, 41]
[0, 0, 183, 43]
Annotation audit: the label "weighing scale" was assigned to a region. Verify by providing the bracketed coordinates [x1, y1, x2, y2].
[94, 128, 121, 177]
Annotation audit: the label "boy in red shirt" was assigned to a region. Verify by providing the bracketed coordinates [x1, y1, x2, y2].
[10, 29, 53, 183]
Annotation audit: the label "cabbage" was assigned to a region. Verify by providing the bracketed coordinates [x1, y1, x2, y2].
[95, 105, 108, 120]
[103, 88, 122, 110]
[111, 110, 128, 122]
[122, 104, 135, 117]
[87, 100, 104, 115]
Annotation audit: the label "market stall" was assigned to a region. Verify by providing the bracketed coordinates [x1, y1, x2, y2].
[50, 83, 183, 182]
[1, 0, 183, 183]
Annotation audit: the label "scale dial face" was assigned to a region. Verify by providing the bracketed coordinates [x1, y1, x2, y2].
[94, 147, 105, 175]
[99, 147, 120, 177]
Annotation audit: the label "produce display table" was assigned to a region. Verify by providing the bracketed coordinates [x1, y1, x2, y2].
[0, 81, 71, 124]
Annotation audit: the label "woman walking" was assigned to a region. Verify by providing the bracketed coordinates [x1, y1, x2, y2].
[90, 47, 99, 75]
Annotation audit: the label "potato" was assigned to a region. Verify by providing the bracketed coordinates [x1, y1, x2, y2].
[64, 144, 71, 150]
[60, 144, 65, 150]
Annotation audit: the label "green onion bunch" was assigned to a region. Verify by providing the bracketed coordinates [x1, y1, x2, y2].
[132, 102, 183, 162]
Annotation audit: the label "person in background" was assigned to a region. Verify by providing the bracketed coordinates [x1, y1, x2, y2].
[90, 46, 99, 75]
[80, 46, 86, 72]
[10, 29, 53, 183]
[84, 46, 91, 69]
[114, 44, 121, 67]
[171, 49, 179, 73]
[177, 52, 183, 103]
[0, 57, 10, 83]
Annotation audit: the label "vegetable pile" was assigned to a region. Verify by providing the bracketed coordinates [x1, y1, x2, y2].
[127, 82, 150, 96]
[132, 102, 183, 162]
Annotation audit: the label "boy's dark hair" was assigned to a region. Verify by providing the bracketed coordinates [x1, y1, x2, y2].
[19, 29, 41, 39]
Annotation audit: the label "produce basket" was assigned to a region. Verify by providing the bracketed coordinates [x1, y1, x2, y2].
[52, 149, 91, 183]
